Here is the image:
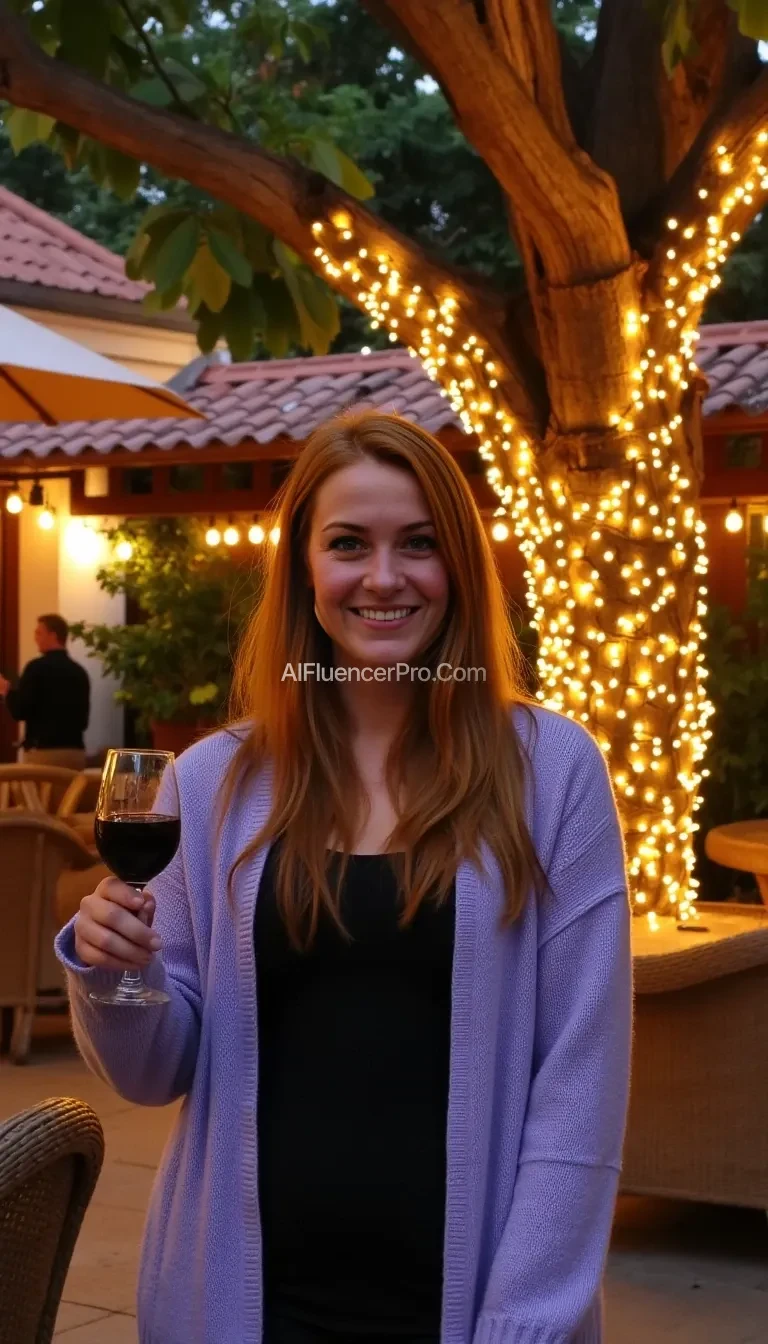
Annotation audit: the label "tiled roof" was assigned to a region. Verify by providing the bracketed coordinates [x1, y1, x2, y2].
[0, 186, 147, 302]
[2, 321, 767, 465]
[697, 321, 768, 417]
[0, 350, 461, 461]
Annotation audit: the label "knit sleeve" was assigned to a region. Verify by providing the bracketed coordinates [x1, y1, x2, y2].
[472, 886, 633, 1344]
[54, 770, 202, 1107]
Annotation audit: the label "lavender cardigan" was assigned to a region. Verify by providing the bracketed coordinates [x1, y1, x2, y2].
[55, 707, 632, 1344]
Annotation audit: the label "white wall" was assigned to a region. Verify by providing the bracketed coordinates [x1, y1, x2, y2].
[16, 483, 125, 758]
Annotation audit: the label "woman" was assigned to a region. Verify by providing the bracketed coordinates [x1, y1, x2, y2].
[56, 410, 632, 1344]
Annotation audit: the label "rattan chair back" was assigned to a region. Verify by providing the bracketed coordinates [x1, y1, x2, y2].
[0, 766, 87, 820]
[0, 1098, 104, 1344]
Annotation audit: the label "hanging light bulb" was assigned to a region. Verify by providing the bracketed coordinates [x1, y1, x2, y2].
[37, 504, 55, 531]
[223, 518, 240, 546]
[5, 489, 23, 515]
[205, 517, 221, 547]
[248, 520, 265, 545]
[29, 480, 44, 507]
[115, 539, 133, 562]
[269, 526, 281, 546]
[724, 500, 743, 534]
[491, 520, 509, 542]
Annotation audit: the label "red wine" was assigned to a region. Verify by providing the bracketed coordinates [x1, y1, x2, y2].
[95, 813, 180, 887]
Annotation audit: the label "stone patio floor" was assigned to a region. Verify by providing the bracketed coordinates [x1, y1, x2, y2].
[1, 1030, 767, 1343]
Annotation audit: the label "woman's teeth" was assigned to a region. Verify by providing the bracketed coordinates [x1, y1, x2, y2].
[355, 608, 414, 622]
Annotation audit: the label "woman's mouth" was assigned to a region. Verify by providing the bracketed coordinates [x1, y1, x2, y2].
[349, 606, 420, 629]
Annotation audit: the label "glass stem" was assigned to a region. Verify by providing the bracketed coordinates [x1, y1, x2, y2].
[120, 884, 148, 987]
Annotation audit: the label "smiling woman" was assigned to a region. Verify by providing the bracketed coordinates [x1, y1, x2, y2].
[56, 408, 631, 1344]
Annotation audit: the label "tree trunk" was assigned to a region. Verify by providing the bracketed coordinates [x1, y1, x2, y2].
[492, 307, 710, 921]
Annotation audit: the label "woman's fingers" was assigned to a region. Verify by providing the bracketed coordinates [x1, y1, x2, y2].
[74, 877, 162, 970]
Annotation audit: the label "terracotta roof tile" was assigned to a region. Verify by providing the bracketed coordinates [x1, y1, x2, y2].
[697, 322, 768, 416]
[0, 186, 147, 302]
[8, 321, 765, 468]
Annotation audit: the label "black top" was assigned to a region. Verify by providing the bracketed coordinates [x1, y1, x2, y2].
[255, 843, 456, 1337]
[5, 649, 90, 749]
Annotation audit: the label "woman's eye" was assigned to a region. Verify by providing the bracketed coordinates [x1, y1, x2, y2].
[405, 534, 437, 551]
[328, 535, 363, 552]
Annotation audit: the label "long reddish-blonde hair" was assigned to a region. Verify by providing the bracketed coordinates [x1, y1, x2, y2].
[221, 408, 544, 948]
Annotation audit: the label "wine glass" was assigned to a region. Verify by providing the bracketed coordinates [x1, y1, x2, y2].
[89, 749, 180, 1006]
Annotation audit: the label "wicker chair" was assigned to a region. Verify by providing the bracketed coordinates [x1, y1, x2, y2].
[0, 766, 87, 822]
[0, 1098, 104, 1344]
[0, 813, 100, 1064]
[622, 902, 768, 1210]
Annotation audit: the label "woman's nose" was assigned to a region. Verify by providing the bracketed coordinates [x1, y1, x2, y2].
[361, 547, 405, 592]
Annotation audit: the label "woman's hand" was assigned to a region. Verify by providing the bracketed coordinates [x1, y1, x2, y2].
[74, 878, 162, 971]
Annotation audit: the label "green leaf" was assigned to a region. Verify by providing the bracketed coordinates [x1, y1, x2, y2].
[137, 212, 197, 283]
[725, 0, 768, 39]
[221, 284, 264, 361]
[309, 138, 343, 186]
[258, 274, 301, 358]
[141, 288, 171, 313]
[5, 108, 55, 153]
[133, 57, 210, 108]
[291, 19, 319, 62]
[141, 203, 191, 230]
[103, 148, 141, 201]
[274, 241, 338, 355]
[109, 35, 144, 83]
[240, 218, 277, 272]
[206, 227, 253, 288]
[153, 215, 201, 293]
[188, 239, 232, 313]
[124, 229, 150, 280]
[132, 76, 174, 108]
[335, 147, 375, 202]
[297, 270, 341, 350]
[58, 0, 112, 79]
[87, 140, 107, 187]
[661, 0, 694, 75]
[51, 122, 83, 170]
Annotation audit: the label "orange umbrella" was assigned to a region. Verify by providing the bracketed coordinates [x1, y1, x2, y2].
[0, 304, 203, 425]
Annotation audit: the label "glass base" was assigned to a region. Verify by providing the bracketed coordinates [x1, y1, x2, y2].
[89, 984, 170, 1006]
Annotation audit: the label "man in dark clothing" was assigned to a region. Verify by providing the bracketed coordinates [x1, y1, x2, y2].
[0, 613, 90, 769]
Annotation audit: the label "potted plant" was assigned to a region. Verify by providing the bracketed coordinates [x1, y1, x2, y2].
[70, 517, 262, 752]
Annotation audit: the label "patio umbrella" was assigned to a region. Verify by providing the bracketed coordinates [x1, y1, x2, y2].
[0, 304, 203, 424]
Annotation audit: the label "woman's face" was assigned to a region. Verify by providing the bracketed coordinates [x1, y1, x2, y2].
[306, 458, 450, 670]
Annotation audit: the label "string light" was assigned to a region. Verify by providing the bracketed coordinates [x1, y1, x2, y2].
[491, 520, 510, 541]
[205, 518, 221, 547]
[249, 520, 265, 545]
[223, 519, 240, 546]
[115, 539, 133, 562]
[5, 489, 22, 514]
[724, 500, 743, 533]
[306, 134, 768, 925]
[37, 505, 55, 531]
[269, 526, 281, 546]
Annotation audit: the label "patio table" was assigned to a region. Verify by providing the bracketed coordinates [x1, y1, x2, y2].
[705, 820, 768, 906]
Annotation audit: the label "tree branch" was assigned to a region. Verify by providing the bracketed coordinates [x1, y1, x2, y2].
[589, 0, 760, 227]
[637, 59, 768, 263]
[0, 0, 544, 434]
[359, 0, 630, 286]
[484, 0, 576, 150]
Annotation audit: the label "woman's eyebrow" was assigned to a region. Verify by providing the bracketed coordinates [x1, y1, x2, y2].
[321, 519, 434, 532]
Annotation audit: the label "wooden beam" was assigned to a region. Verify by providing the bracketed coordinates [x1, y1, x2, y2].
[0, 504, 20, 762]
